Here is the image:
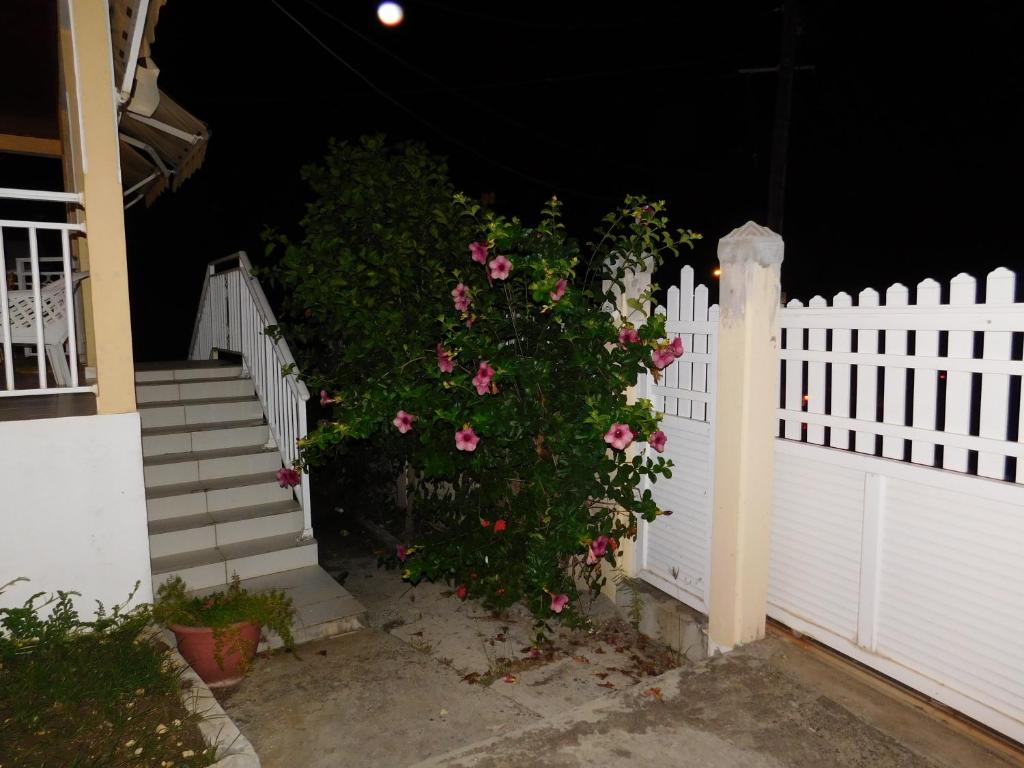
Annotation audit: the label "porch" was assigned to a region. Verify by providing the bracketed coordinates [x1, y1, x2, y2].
[0, 1, 364, 648]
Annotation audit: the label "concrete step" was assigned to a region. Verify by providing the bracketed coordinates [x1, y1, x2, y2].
[148, 500, 304, 558]
[141, 419, 270, 457]
[186, 566, 366, 650]
[138, 396, 264, 430]
[136, 376, 255, 405]
[135, 361, 243, 383]
[143, 445, 281, 488]
[146, 471, 293, 521]
[151, 533, 319, 593]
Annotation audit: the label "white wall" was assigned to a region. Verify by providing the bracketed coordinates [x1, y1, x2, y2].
[0, 412, 151, 615]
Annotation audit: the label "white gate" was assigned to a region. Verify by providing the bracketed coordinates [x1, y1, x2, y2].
[642, 262, 1024, 742]
[636, 266, 719, 614]
[770, 268, 1024, 742]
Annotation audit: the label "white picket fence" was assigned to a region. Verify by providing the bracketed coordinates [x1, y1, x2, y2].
[779, 268, 1023, 482]
[642, 263, 1024, 743]
[635, 266, 719, 613]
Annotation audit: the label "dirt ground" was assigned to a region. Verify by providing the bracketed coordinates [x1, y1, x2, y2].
[214, 538, 1021, 768]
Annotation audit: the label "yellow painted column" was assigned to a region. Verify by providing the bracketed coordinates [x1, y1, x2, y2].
[707, 222, 783, 653]
[70, 0, 137, 413]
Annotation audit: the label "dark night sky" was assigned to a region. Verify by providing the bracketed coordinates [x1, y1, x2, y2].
[7, 1, 1024, 359]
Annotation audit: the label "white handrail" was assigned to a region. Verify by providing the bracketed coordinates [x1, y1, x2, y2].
[189, 251, 313, 539]
[0, 187, 84, 205]
[0, 216, 88, 395]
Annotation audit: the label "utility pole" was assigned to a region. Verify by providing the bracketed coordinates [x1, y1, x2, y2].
[767, 0, 799, 234]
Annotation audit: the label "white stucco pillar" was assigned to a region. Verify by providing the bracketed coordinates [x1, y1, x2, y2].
[707, 222, 784, 653]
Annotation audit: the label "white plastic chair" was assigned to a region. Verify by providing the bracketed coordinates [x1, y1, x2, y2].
[6, 275, 85, 387]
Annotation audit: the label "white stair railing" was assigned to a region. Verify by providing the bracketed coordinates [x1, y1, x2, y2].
[189, 251, 313, 539]
[0, 187, 90, 396]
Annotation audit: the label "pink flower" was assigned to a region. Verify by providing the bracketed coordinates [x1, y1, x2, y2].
[456, 584, 468, 600]
[480, 519, 491, 528]
[469, 241, 489, 264]
[320, 390, 336, 407]
[550, 593, 569, 613]
[436, 343, 454, 373]
[455, 426, 480, 452]
[590, 535, 610, 558]
[669, 336, 684, 358]
[488, 255, 512, 281]
[649, 430, 667, 453]
[494, 519, 507, 533]
[472, 360, 495, 395]
[276, 467, 301, 488]
[651, 347, 676, 370]
[549, 278, 567, 302]
[586, 548, 598, 566]
[451, 283, 471, 312]
[393, 410, 415, 433]
[603, 423, 635, 451]
[618, 327, 641, 346]
[396, 544, 408, 562]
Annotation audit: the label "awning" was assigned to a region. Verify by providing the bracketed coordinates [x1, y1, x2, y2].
[119, 90, 210, 207]
[110, 0, 209, 208]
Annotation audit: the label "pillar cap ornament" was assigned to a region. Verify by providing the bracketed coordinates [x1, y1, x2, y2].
[718, 221, 784, 268]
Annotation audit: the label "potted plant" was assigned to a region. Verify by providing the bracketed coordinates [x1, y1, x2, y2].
[153, 575, 294, 687]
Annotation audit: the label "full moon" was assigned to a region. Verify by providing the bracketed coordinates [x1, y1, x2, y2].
[377, 2, 404, 26]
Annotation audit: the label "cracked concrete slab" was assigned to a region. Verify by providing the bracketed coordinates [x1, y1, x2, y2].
[214, 541, 1020, 768]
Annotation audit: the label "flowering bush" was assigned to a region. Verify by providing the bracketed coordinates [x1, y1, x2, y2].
[270, 138, 698, 625]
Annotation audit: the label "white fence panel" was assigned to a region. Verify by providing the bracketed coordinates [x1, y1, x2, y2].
[783, 299, 804, 440]
[637, 265, 718, 613]
[770, 441, 1024, 743]
[829, 291, 853, 449]
[978, 268, 1014, 479]
[881, 284, 908, 459]
[854, 288, 880, 454]
[772, 266, 1024, 743]
[943, 274, 975, 472]
[642, 417, 713, 611]
[910, 279, 940, 464]
[769, 444, 864, 642]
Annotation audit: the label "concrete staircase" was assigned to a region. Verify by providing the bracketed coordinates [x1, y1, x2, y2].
[137, 360, 364, 644]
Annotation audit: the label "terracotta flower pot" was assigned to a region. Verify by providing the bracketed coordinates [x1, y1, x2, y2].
[170, 621, 261, 688]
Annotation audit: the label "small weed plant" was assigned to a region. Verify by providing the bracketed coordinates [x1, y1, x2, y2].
[0, 578, 215, 767]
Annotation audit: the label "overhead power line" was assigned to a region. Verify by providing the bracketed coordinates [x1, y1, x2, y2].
[301, 0, 664, 177]
[268, 0, 617, 200]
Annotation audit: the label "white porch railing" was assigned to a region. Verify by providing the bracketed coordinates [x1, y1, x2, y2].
[189, 251, 313, 538]
[0, 187, 91, 397]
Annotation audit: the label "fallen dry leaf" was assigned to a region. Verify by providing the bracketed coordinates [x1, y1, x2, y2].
[597, 682, 616, 689]
[572, 655, 591, 664]
[643, 687, 663, 701]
